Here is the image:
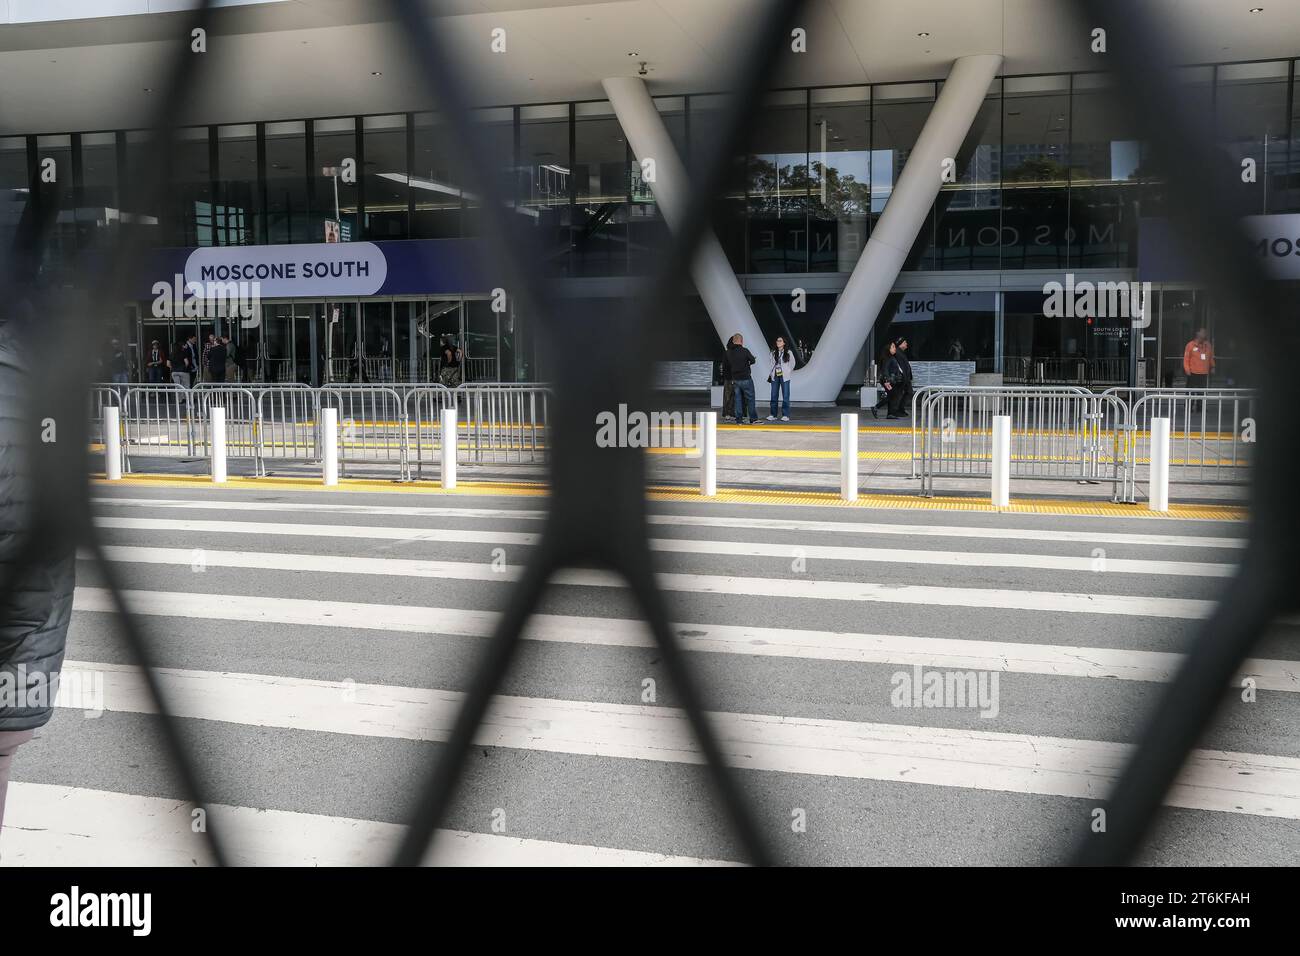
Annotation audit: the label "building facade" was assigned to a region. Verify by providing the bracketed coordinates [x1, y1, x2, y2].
[2, 18, 1297, 393]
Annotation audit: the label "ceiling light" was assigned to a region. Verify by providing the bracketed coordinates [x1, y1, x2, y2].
[627, 51, 640, 57]
[1249, 7, 1263, 12]
[917, 32, 930, 38]
[371, 71, 383, 76]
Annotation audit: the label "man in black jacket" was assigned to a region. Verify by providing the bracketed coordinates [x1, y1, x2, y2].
[720, 334, 737, 423]
[0, 319, 76, 841]
[893, 335, 915, 417]
[726, 334, 757, 424]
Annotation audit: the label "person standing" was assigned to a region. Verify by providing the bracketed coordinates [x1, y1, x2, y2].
[720, 335, 737, 424]
[200, 333, 216, 384]
[726, 334, 757, 424]
[1183, 327, 1214, 389]
[145, 339, 166, 384]
[222, 336, 239, 383]
[183, 333, 200, 383]
[765, 336, 795, 422]
[207, 335, 228, 384]
[169, 339, 191, 388]
[106, 338, 128, 384]
[438, 337, 462, 388]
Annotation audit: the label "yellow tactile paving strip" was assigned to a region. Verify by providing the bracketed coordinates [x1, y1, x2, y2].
[91, 473, 1246, 520]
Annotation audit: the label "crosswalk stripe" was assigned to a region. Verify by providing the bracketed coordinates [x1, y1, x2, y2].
[83, 545, 1217, 618]
[70, 585, 1300, 690]
[90, 517, 1233, 576]
[0, 782, 736, 867]
[51, 660, 1300, 819]
[93, 496, 1246, 549]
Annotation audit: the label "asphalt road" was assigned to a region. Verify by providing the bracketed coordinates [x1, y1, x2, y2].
[2, 483, 1295, 866]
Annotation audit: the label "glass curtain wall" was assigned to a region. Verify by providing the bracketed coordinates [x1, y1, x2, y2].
[265, 120, 310, 244]
[411, 112, 462, 239]
[572, 100, 628, 276]
[1214, 61, 1291, 216]
[171, 126, 213, 246]
[363, 114, 408, 239]
[35, 134, 74, 268]
[809, 86, 871, 272]
[747, 90, 809, 273]
[518, 103, 571, 273]
[312, 117, 359, 240]
[78, 131, 119, 249]
[932, 79, 1001, 270]
[215, 124, 257, 245]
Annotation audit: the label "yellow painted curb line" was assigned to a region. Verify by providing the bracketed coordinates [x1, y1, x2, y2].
[92, 473, 1245, 520]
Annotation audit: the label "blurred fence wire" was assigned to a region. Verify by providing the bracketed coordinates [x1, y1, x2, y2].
[0, 0, 1295, 868]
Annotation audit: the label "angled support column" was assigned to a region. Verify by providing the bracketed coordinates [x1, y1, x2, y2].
[605, 53, 1003, 402]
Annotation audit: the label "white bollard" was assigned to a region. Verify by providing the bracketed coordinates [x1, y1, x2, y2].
[321, 406, 338, 486]
[698, 411, 717, 496]
[991, 415, 1010, 507]
[210, 406, 227, 484]
[440, 406, 458, 490]
[104, 406, 122, 481]
[1149, 416, 1170, 512]
[840, 413, 859, 501]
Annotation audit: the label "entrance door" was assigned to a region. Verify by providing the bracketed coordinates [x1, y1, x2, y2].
[138, 314, 176, 384]
[262, 304, 295, 383]
[415, 298, 461, 381]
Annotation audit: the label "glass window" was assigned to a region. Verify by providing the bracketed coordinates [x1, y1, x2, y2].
[933, 80, 1001, 270]
[363, 114, 408, 239]
[518, 104, 570, 273]
[573, 101, 628, 276]
[312, 117, 359, 241]
[1069, 72, 1142, 267]
[1215, 61, 1290, 216]
[411, 112, 462, 239]
[810, 86, 871, 272]
[627, 97, 686, 276]
[0, 137, 29, 259]
[215, 124, 257, 246]
[265, 121, 310, 243]
[689, 93, 746, 273]
[461, 107, 515, 239]
[171, 126, 213, 246]
[1001, 75, 1070, 268]
[747, 90, 809, 273]
[36, 134, 74, 263]
[78, 132, 118, 248]
[122, 130, 162, 247]
[873, 82, 936, 269]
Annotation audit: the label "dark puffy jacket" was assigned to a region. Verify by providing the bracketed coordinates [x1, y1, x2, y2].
[0, 322, 76, 732]
[725, 343, 755, 379]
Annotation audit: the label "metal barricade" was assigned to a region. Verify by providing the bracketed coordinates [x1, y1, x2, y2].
[362, 357, 395, 382]
[406, 385, 457, 478]
[454, 383, 550, 464]
[121, 384, 198, 470]
[319, 385, 410, 479]
[916, 386, 1125, 499]
[257, 384, 319, 472]
[1120, 388, 1256, 503]
[193, 385, 261, 474]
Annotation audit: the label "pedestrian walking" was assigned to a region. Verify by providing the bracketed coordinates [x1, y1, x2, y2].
[765, 336, 795, 422]
[870, 340, 907, 419]
[893, 335, 915, 417]
[726, 333, 757, 424]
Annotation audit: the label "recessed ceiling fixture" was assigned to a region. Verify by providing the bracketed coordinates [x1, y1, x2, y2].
[143, 87, 152, 93]
[917, 31, 930, 38]
[627, 51, 640, 57]
[371, 71, 383, 76]
[1249, 7, 1263, 12]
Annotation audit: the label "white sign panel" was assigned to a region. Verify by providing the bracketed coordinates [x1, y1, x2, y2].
[893, 291, 996, 322]
[1246, 213, 1300, 280]
[183, 242, 387, 297]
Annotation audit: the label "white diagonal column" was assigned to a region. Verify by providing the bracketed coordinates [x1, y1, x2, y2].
[603, 75, 767, 386]
[604, 54, 1002, 402]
